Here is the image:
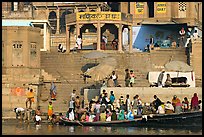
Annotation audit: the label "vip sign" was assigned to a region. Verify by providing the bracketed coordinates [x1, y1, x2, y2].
[157, 2, 166, 13]
[136, 2, 144, 14]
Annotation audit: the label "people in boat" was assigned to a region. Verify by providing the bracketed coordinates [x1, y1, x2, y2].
[111, 110, 117, 120]
[191, 93, 199, 111]
[120, 101, 126, 111]
[51, 113, 62, 124]
[118, 110, 125, 120]
[101, 92, 109, 107]
[100, 110, 106, 121]
[175, 100, 183, 113]
[94, 100, 101, 121]
[152, 95, 162, 111]
[89, 112, 96, 122]
[142, 103, 151, 115]
[198, 100, 202, 111]
[109, 91, 115, 107]
[172, 95, 181, 110]
[75, 96, 81, 120]
[182, 97, 189, 112]
[165, 101, 174, 114]
[80, 111, 87, 122]
[157, 102, 165, 114]
[126, 110, 134, 120]
[69, 97, 75, 113]
[131, 95, 138, 115]
[69, 108, 75, 121]
[106, 109, 112, 121]
[125, 94, 131, 112]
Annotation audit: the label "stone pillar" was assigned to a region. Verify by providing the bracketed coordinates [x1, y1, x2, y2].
[166, 2, 172, 18]
[66, 25, 70, 53]
[129, 25, 133, 53]
[188, 2, 195, 18]
[97, 22, 101, 51]
[43, 23, 47, 51]
[76, 23, 80, 38]
[56, 8, 60, 34]
[118, 24, 123, 52]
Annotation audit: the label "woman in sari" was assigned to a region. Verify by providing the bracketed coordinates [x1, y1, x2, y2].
[50, 82, 57, 100]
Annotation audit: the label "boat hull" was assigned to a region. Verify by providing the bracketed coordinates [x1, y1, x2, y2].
[60, 111, 202, 128]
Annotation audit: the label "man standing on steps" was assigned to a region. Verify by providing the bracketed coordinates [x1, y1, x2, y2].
[157, 69, 165, 87]
[125, 69, 130, 87]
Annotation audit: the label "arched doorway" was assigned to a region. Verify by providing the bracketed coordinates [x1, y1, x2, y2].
[147, 2, 154, 18]
[48, 11, 57, 34]
[81, 24, 97, 50]
[101, 24, 118, 50]
[60, 9, 72, 34]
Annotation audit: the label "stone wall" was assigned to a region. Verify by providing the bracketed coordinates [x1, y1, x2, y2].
[2, 87, 38, 118]
[84, 87, 202, 106]
[2, 26, 42, 96]
[192, 40, 202, 80]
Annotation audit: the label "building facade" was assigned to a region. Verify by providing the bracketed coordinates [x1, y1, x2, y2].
[2, 2, 202, 52]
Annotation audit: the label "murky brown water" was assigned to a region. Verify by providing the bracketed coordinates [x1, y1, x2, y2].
[2, 119, 202, 135]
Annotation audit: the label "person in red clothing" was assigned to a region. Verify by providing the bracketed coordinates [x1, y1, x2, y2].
[191, 93, 199, 111]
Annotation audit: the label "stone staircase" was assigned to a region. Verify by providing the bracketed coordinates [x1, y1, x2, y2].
[39, 47, 187, 114]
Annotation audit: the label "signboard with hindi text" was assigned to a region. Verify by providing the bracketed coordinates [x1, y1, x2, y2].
[157, 2, 166, 13]
[136, 2, 144, 14]
[76, 12, 121, 21]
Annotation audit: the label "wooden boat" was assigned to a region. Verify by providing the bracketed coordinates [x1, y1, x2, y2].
[59, 111, 202, 128]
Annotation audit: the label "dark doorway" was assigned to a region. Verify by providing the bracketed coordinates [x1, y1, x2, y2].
[60, 9, 72, 34]
[48, 11, 57, 34]
[107, 2, 120, 12]
[147, 2, 154, 18]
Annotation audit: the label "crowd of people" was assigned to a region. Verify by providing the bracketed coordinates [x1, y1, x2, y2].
[61, 90, 202, 123]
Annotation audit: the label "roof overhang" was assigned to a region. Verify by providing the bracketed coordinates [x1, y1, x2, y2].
[141, 21, 187, 25]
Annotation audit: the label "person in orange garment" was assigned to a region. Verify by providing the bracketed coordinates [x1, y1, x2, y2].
[48, 101, 53, 120]
[26, 88, 35, 109]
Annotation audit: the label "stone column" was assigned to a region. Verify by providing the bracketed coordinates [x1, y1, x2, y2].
[97, 22, 101, 51]
[166, 2, 172, 18]
[188, 2, 195, 18]
[56, 8, 60, 34]
[129, 25, 133, 53]
[66, 25, 70, 53]
[118, 24, 123, 52]
[76, 23, 80, 38]
[43, 23, 47, 51]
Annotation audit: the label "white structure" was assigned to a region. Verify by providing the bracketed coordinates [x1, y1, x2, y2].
[148, 71, 196, 87]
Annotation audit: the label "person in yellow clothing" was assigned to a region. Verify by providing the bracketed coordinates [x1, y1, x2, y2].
[99, 110, 106, 121]
[48, 101, 53, 120]
[26, 88, 35, 109]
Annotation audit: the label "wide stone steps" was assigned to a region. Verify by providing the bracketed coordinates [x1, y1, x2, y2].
[39, 48, 187, 114]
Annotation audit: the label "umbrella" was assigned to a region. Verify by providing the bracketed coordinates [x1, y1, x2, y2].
[84, 58, 117, 81]
[164, 61, 193, 72]
[164, 61, 193, 81]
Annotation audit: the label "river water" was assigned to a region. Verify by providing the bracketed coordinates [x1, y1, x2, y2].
[2, 119, 202, 135]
